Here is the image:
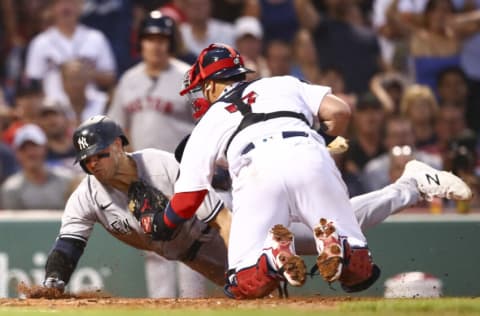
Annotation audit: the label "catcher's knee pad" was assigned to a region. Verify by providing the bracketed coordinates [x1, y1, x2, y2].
[339, 242, 381, 293]
[224, 254, 280, 299]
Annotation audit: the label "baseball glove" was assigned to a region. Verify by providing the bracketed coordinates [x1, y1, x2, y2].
[128, 180, 170, 237]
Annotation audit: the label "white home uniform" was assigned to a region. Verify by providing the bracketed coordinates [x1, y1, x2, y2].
[57, 148, 226, 286]
[108, 59, 193, 152]
[176, 76, 368, 272]
[25, 25, 116, 104]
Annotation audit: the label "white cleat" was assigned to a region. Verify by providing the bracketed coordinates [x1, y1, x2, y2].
[265, 224, 306, 287]
[402, 160, 473, 201]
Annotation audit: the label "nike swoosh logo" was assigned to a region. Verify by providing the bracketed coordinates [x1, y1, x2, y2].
[100, 202, 113, 210]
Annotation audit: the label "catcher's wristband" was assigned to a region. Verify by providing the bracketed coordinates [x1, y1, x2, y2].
[163, 202, 188, 228]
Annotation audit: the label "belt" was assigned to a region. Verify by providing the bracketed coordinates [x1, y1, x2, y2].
[241, 131, 309, 155]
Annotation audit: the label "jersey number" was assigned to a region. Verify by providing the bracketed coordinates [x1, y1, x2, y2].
[224, 91, 257, 113]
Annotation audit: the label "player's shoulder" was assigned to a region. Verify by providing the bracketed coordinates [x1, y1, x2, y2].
[132, 148, 178, 166]
[169, 58, 191, 73]
[118, 62, 146, 83]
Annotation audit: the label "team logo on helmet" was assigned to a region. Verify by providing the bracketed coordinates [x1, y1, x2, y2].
[77, 136, 89, 150]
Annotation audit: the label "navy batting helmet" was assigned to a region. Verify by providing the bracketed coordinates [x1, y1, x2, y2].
[180, 43, 254, 95]
[139, 10, 176, 52]
[73, 115, 129, 173]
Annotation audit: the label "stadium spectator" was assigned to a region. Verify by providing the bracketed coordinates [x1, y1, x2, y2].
[81, 0, 135, 76]
[362, 116, 442, 191]
[291, 28, 322, 84]
[344, 93, 386, 176]
[2, 80, 43, 146]
[244, 0, 319, 43]
[233, 16, 267, 80]
[25, 0, 116, 104]
[436, 66, 470, 110]
[0, 124, 75, 210]
[370, 71, 409, 115]
[312, 0, 382, 94]
[264, 40, 293, 77]
[36, 99, 77, 171]
[400, 85, 439, 150]
[180, 0, 235, 56]
[60, 59, 108, 125]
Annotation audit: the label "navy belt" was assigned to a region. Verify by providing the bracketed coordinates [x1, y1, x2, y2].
[241, 131, 309, 155]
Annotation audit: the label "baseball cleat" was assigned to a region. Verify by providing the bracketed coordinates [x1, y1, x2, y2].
[266, 224, 306, 287]
[401, 160, 473, 201]
[314, 218, 344, 283]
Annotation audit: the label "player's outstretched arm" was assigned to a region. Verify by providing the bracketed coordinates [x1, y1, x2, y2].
[43, 237, 87, 292]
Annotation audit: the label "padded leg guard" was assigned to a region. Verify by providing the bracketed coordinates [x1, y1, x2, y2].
[224, 254, 281, 299]
[339, 241, 381, 293]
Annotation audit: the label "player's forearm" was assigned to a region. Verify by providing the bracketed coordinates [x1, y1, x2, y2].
[45, 237, 86, 284]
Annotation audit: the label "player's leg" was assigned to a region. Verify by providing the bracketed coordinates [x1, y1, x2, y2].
[225, 150, 306, 299]
[287, 141, 379, 292]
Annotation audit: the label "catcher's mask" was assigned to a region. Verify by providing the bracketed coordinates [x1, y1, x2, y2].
[73, 115, 129, 174]
[180, 43, 254, 97]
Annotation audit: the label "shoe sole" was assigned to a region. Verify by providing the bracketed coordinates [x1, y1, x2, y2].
[270, 224, 306, 287]
[314, 218, 343, 283]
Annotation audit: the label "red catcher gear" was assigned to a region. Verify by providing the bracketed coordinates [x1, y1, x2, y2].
[225, 254, 281, 299]
[180, 43, 253, 96]
[192, 98, 211, 119]
[339, 242, 381, 293]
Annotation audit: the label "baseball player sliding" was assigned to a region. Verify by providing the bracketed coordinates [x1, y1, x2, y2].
[40, 115, 472, 297]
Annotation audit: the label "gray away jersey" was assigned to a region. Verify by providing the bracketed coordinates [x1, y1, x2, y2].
[58, 148, 224, 260]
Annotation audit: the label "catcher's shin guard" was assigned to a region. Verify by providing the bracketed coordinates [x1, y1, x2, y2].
[224, 254, 280, 299]
[339, 242, 381, 293]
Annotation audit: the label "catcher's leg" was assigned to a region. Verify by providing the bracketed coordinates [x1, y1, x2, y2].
[225, 224, 306, 299]
[313, 218, 380, 292]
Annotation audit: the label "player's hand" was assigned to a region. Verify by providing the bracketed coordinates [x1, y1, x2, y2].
[43, 275, 65, 292]
[151, 211, 176, 241]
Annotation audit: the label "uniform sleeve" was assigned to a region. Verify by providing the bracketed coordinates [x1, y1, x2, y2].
[59, 186, 97, 243]
[297, 79, 332, 116]
[195, 190, 224, 223]
[25, 36, 47, 79]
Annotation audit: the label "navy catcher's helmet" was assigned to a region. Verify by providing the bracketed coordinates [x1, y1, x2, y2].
[73, 115, 128, 173]
[139, 10, 176, 52]
[180, 43, 254, 95]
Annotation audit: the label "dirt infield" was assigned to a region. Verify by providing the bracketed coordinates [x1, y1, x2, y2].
[0, 295, 359, 310]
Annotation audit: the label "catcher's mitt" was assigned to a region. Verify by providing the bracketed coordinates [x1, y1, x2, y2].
[128, 180, 170, 238]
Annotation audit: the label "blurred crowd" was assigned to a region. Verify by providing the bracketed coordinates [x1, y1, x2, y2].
[0, 0, 479, 212]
